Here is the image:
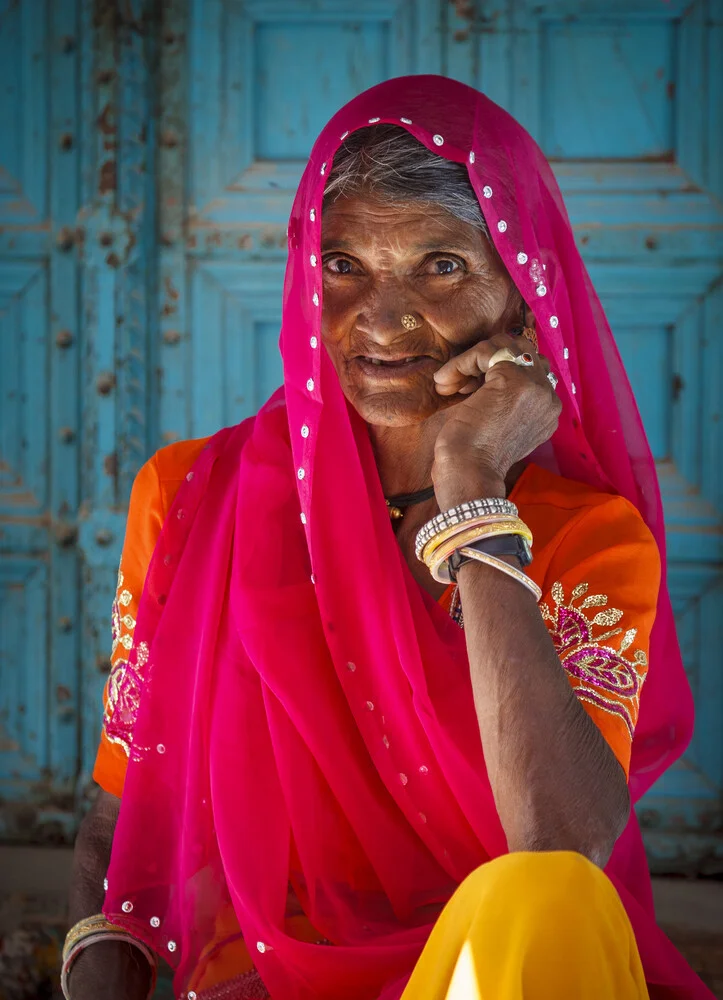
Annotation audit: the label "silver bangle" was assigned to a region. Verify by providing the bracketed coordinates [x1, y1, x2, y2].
[415, 498, 517, 561]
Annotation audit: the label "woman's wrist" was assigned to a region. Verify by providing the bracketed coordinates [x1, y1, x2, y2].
[67, 939, 153, 1000]
[432, 458, 507, 511]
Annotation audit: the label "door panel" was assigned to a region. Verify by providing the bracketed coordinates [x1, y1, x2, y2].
[0, 0, 82, 840]
[160, 0, 436, 447]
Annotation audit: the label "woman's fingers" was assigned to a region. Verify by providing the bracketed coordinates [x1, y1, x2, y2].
[433, 346, 487, 395]
[433, 335, 553, 396]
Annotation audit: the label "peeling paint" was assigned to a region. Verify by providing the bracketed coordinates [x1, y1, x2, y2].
[98, 159, 117, 193]
[96, 102, 116, 135]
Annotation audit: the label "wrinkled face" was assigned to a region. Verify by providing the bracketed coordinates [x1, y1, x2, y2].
[321, 195, 522, 426]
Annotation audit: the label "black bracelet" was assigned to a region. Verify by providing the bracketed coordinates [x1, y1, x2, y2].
[448, 534, 532, 583]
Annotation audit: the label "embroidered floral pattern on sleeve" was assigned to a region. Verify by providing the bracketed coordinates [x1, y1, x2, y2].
[540, 581, 648, 739]
[104, 563, 148, 757]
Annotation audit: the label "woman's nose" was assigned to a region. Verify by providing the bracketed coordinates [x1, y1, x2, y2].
[356, 290, 419, 345]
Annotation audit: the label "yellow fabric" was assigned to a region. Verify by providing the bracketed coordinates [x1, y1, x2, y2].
[401, 851, 649, 1000]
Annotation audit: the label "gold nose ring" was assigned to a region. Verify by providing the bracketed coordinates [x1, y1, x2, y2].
[401, 314, 421, 331]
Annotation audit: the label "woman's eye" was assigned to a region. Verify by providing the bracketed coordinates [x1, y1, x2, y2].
[325, 256, 356, 275]
[427, 257, 464, 275]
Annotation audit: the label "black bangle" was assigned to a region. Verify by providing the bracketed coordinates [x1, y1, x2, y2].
[448, 534, 532, 583]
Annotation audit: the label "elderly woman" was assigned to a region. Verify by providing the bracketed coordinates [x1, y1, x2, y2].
[66, 77, 710, 1000]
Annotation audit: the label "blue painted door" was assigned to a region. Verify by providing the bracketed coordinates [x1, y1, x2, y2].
[0, 0, 158, 839]
[0, 0, 82, 839]
[0, 0, 720, 870]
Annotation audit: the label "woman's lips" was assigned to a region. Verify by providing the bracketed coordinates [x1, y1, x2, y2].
[353, 356, 439, 379]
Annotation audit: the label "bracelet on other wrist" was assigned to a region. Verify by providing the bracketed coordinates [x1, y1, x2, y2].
[62, 915, 157, 1000]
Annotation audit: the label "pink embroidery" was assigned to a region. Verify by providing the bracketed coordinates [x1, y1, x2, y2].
[541, 582, 648, 738]
[104, 564, 149, 758]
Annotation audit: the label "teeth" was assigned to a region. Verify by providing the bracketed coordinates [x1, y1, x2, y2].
[365, 357, 420, 365]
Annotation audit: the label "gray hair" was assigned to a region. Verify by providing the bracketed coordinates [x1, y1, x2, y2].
[323, 124, 489, 238]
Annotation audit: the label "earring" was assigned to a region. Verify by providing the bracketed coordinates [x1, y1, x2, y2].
[521, 325, 538, 351]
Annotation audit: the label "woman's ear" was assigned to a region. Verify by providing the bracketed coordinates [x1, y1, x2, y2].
[522, 303, 536, 332]
[521, 302, 538, 351]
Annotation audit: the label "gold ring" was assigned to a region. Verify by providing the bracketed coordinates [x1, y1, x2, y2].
[401, 314, 420, 331]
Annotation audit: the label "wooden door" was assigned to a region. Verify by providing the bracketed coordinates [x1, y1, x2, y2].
[0, 0, 83, 840]
[1, 0, 720, 871]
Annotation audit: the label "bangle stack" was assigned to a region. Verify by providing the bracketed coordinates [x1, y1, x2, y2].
[414, 498, 518, 560]
[415, 498, 542, 601]
[61, 914, 157, 1000]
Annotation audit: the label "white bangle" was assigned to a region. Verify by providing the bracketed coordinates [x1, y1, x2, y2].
[454, 545, 542, 601]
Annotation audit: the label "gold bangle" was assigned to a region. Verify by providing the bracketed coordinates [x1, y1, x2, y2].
[456, 546, 543, 601]
[426, 525, 519, 576]
[431, 520, 532, 561]
[63, 914, 127, 962]
[421, 515, 532, 566]
[420, 513, 525, 561]
[423, 519, 533, 570]
[427, 525, 533, 584]
[424, 523, 522, 572]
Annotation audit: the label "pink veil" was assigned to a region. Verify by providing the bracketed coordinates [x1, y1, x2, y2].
[104, 77, 706, 999]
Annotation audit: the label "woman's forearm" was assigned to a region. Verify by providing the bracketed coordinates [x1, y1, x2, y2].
[456, 552, 630, 866]
[433, 460, 631, 867]
[69, 789, 118, 925]
[67, 790, 153, 1000]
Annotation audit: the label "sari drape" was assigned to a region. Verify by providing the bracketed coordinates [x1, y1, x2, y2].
[103, 77, 702, 999]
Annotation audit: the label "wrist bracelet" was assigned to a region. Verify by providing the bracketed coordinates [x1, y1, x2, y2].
[415, 498, 517, 560]
[427, 525, 530, 583]
[63, 914, 125, 961]
[448, 534, 532, 582]
[456, 546, 542, 602]
[61, 918, 157, 1000]
[418, 513, 529, 564]
[422, 520, 533, 582]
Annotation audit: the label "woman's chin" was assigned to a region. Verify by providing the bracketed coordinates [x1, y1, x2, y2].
[348, 385, 446, 428]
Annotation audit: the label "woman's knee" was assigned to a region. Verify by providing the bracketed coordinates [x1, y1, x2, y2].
[455, 850, 619, 927]
[444, 853, 645, 998]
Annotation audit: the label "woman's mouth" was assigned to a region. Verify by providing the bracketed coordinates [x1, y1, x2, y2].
[354, 355, 439, 378]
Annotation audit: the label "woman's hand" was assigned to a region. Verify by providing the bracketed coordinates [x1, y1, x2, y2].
[431, 333, 561, 507]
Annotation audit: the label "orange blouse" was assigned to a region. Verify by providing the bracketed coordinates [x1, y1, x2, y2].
[94, 439, 660, 797]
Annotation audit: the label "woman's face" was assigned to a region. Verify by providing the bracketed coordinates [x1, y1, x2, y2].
[321, 195, 522, 427]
